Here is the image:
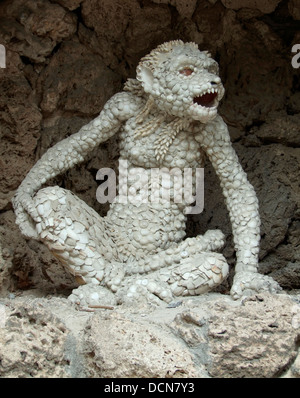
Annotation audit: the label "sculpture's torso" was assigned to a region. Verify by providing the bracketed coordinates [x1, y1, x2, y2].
[119, 109, 205, 170]
[105, 103, 207, 260]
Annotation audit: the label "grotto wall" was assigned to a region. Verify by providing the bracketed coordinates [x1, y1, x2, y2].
[0, 0, 299, 378]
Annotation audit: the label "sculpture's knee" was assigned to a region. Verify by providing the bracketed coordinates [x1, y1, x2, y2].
[173, 252, 229, 296]
[33, 186, 70, 238]
[191, 253, 228, 294]
[34, 186, 68, 211]
[207, 253, 229, 288]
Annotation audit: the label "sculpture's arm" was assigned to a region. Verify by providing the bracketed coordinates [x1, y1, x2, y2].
[12, 91, 140, 238]
[196, 116, 260, 270]
[195, 115, 281, 298]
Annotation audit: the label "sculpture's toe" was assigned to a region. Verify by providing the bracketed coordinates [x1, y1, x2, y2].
[116, 278, 174, 306]
[68, 284, 117, 308]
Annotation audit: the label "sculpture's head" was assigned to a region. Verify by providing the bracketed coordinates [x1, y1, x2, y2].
[136, 40, 225, 123]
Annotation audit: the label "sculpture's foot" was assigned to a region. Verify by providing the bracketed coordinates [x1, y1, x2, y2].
[116, 251, 229, 305]
[190, 229, 225, 252]
[230, 271, 282, 300]
[116, 274, 178, 306]
[116, 280, 172, 306]
[68, 284, 117, 308]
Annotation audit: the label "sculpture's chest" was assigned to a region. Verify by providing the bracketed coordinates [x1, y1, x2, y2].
[119, 116, 205, 169]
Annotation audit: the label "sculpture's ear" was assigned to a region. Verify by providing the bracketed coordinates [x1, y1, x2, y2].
[136, 64, 154, 94]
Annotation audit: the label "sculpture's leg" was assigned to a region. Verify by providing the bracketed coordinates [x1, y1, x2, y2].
[67, 228, 229, 307]
[33, 186, 116, 285]
[33, 187, 229, 306]
[115, 247, 229, 305]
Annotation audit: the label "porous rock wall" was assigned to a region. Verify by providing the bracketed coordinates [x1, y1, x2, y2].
[0, 0, 299, 378]
[1, 293, 300, 378]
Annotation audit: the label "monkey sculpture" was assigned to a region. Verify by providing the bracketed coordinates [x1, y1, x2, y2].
[12, 41, 281, 306]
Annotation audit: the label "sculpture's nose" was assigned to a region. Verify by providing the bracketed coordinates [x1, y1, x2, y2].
[210, 76, 221, 85]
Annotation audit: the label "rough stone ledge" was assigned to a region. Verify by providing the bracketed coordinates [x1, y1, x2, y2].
[0, 291, 299, 378]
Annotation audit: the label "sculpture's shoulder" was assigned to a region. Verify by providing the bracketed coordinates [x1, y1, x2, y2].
[103, 81, 145, 122]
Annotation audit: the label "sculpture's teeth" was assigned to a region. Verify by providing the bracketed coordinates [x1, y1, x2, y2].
[193, 89, 218, 108]
[198, 86, 217, 97]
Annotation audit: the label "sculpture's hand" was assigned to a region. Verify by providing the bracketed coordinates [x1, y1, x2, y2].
[12, 191, 39, 239]
[230, 270, 282, 300]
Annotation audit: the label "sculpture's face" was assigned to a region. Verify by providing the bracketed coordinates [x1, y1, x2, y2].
[137, 42, 225, 123]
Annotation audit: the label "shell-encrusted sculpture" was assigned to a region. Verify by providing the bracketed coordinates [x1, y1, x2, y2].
[12, 40, 281, 306]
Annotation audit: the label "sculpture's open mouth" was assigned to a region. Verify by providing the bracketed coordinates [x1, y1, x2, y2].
[193, 91, 218, 108]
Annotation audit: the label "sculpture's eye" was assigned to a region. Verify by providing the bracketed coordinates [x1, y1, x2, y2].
[179, 67, 193, 76]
